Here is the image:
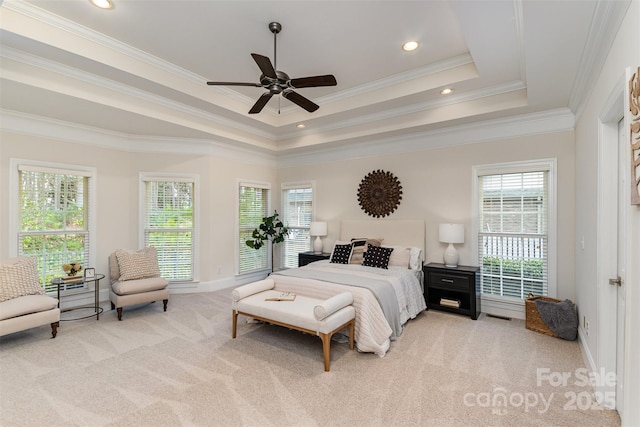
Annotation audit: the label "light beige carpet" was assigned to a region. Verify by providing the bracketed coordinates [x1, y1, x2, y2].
[0, 290, 620, 426]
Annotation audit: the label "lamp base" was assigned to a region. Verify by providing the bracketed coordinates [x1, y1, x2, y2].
[313, 236, 323, 254]
[443, 243, 459, 268]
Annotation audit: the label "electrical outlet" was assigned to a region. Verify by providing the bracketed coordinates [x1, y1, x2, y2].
[586, 320, 589, 336]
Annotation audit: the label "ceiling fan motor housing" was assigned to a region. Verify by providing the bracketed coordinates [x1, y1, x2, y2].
[260, 70, 290, 94]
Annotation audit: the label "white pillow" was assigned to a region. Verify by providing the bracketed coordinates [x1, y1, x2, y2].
[409, 247, 423, 270]
[385, 246, 411, 269]
[383, 246, 423, 270]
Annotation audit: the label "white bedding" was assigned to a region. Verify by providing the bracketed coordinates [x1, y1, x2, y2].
[269, 260, 426, 356]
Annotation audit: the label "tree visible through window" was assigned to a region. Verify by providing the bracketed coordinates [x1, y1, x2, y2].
[478, 169, 549, 299]
[143, 178, 194, 281]
[18, 166, 91, 292]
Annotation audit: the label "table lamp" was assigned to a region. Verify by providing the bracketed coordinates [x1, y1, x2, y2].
[309, 221, 328, 254]
[439, 223, 464, 267]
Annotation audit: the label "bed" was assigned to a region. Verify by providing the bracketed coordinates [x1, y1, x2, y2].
[268, 219, 427, 356]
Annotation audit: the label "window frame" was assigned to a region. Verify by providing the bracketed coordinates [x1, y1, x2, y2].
[139, 172, 199, 284]
[9, 158, 97, 294]
[281, 181, 316, 269]
[237, 179, 272, 276]
[472, 159, 557, 309]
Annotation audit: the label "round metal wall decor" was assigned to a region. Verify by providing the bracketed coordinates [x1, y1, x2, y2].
[357, 169, 403, 218]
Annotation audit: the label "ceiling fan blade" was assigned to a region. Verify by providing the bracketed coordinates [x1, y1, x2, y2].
[207, 81, 262, 87]
[282, 90, 319, 112]
[251, 53, 277, 79]
[289, 75, 337, 88]
[249, 92, 274, 114]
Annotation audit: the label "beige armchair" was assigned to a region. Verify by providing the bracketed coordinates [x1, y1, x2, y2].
[0, 257, 60, 339]
[108, 248, 169, 321]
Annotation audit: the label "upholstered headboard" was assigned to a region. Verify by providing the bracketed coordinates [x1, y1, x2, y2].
[339, 219, 425, 260]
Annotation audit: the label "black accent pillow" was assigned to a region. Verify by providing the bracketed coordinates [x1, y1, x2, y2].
[330, 243, 353, 264]
[363, 245, 393, 269]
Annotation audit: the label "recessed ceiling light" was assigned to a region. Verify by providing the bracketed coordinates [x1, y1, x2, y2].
[440, 88, 454, 95]
[90, 0, 113, 9]
[296, 124, 306, 129]
[402, 41, 419, 52]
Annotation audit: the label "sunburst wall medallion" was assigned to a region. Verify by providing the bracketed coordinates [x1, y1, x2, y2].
[357, 170, 403, 218]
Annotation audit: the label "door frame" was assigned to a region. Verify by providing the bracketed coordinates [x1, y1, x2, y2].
[596, 74, 627, 411]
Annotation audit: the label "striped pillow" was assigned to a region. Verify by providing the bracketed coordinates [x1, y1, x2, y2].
[115, 247, 161, 281]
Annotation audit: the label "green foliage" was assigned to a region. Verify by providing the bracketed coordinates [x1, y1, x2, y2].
[482, 256, 544, 279]
[245, 211, 289, 250]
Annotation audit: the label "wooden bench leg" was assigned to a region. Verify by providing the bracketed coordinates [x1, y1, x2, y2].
[320, 332, 332, 372]
[349, 319, 355, 350]
[232, 310, 238, 338]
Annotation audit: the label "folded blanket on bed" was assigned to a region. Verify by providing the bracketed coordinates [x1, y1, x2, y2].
[274, 266, 403, 338]
[534, 298, 578, 341]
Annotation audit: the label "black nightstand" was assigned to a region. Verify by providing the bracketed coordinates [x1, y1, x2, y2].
[298, 251, 331, 267]
[424, 263, 481, 320]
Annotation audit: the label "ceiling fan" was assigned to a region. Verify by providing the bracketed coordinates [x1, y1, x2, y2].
[206, 22, 337, 114]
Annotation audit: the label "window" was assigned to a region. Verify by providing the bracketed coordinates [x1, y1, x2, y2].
[12, 161, 96, 293]
[238, 181, 270, 274]
[474, 160, 556, 300]
[141, 174, 196, 282]
[281, 183, 314, 268]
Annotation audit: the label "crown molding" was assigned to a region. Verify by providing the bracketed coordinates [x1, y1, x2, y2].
[276, 108, 575, 168]
[569, 0, 632, 118]
[277, 80, 527, 141]
[0, 109, 276, 167]
[1, 46, 276, 145]
[2, 106, 573, 169]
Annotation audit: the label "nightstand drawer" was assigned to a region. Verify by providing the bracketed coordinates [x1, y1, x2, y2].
[428, 272, 470, 291]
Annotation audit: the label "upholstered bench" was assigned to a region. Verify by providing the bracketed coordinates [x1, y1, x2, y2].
[232, 279, 355, 372]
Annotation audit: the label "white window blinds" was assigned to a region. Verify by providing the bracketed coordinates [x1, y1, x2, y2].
[282, 184, 313, 268]
[478, 170, 549, 298]
[143, 179, 194, 281]
[239, 183, 269, 273]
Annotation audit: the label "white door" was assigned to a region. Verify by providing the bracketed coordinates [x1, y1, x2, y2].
[614, 118, 626, 413]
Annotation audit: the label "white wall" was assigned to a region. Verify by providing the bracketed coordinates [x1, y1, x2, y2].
[574, 0, 639, 424]
[277, 131, 576, 301]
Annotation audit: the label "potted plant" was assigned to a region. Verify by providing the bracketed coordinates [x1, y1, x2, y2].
[245, 211, 289, 272]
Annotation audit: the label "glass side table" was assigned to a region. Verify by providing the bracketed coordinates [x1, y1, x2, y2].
[51, 274, 105, 320]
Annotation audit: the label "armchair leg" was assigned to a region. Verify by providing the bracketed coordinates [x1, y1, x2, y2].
[51, 321, 59, 338]
[117, 307, 123, 321]
[110, 302, 115, 310]
[163, 299, 168, 312]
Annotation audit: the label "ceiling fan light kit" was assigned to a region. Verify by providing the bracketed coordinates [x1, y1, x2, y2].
[207, 22, 337, 115]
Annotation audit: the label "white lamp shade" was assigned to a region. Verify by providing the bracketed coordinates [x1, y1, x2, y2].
[439, 223, 464, 244]
[309, 221, 327, 237]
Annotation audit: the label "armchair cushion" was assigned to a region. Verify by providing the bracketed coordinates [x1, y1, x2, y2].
[0, 257, 44, 303]
[115, 247, 161, 281]
[112, 277, 168, 296]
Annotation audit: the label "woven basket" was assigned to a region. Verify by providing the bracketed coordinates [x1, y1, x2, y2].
[525, 295, 561, 337]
